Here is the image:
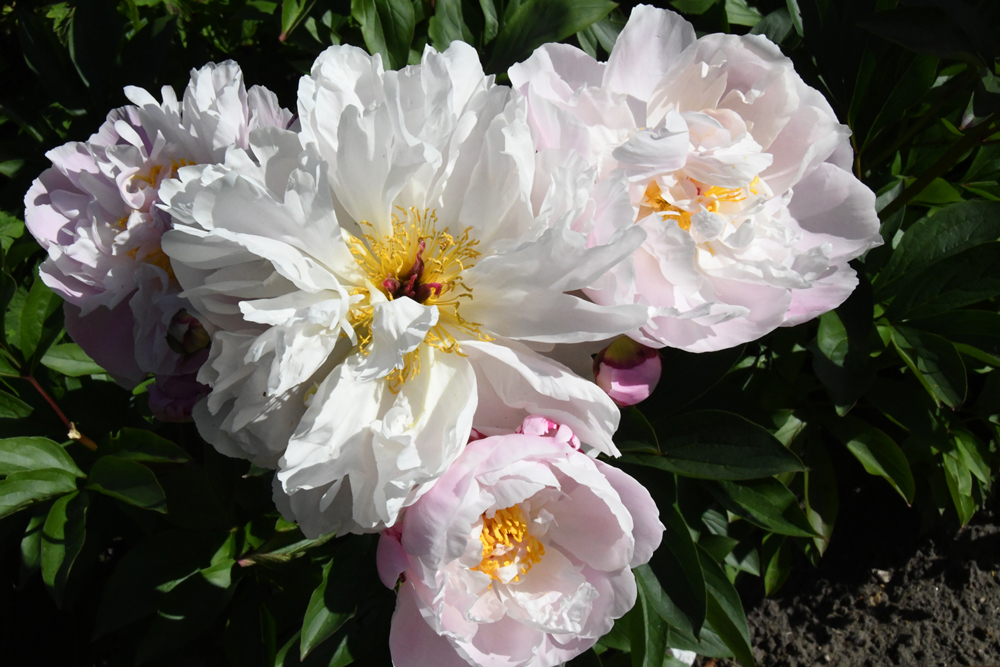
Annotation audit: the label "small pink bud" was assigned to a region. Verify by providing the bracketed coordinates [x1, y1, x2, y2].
[593, 337, 662, 407]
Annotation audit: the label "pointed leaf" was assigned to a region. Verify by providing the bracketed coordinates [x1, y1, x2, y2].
[894, 326, 967, 408]
[0, 437, 84, 477]
[486, 0, 616, 74]
[826, 415, 915, 504]
[40, 343, 106, 377]
[621, 411, 804, 480]
[300, 536, 376, 658]
[101, 428, 191, 463]
[87, 456, 166, 512]
[0, 469, 78, 519]
[709, 479, 817, 538]
[41, 490, 89, 606]
[0, 389, 33, 419]
[699, 545, 755, 667]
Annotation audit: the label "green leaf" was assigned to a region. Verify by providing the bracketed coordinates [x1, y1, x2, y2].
[630, 573, 668, 667]
[953, 430, 991, 485]
[135, 561, 239, 664]
[725, 0, 762, 26]
[3, 285, 26, 352]
[87, 456, 167, 512]
[0, 350, 20, 377]
[749, 8, 793, 44]
[300, 536, 376, 659]
[0, 211, 25, 253]
[801, 437, 838, 556]
[894, 326, 967, 408]
[281, 0, 318, 40]
[670, 0, 719, 14]
[825, 415, 916, 504]
[709, 479, 817, 538]
[646, 505, 706, 639]
[0, 468, 78, 519]
[0, 389, 33, 419]
[17, 12, 89, 111]
[909, 310, 1000, 359]
[863, 54, 938, 151]
[699, 545, 755, 667]
[18, 502, 49, 588]
[964, 142, 1000, 182]
[651, 345, 745, 416]
[478, 0, 499, 43]
[621, 411, 805, 480]
[883, 243, 1000, 321]
[94, 529, 234, 637]
[486, 0, 616, 74]
[943, 453, 976, 526]
[40, 343, 106, 377]
[41, 490, 89, 606]
[875, 201, 1000, 299]
[101, 428, 191, 463]
[761, 533, 792, 596]
[351, 0, 415, 69]
[0, 436, 84, 477]
[19, 275, 61, 360]
[428, 0, 473, 51]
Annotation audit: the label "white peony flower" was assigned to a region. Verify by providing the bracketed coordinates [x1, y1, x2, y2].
[24, 61, 292, 416]
[160, 42, 648, 534]
[509, 5, 883, 352]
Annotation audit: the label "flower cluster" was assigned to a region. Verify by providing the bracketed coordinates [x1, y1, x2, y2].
[23, 6, 879, 665]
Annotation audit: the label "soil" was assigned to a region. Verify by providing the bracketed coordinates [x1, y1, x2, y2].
[702, 467, 1000, 667]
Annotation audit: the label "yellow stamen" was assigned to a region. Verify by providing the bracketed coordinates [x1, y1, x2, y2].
[472, 505, 545, 584]
[347, 207, 492, 391]
[644, 177, 760, 231]
[127, 247, 176, 281]
[132, 158, 196, 188]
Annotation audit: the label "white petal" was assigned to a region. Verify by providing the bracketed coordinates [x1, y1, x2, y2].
[353, 297, 438, 382]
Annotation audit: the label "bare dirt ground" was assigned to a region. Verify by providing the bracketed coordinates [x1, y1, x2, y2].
[703, 467, 1000, 667]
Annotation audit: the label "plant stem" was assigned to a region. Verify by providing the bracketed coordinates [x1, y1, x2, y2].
[21, 375, 98, 451]
[879, 113, 999, 221]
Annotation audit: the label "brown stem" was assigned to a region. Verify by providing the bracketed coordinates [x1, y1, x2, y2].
[879, 113, 999, 221]
[21, 375, 98, 451]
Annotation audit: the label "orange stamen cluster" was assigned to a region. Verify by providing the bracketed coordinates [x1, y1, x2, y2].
[472, 505, 545, 584]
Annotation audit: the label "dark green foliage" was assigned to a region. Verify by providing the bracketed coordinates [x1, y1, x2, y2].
[0, 0, 998, 665]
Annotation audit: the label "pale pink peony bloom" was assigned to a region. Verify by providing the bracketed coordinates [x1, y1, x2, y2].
[593, 336, 662, 406]
[510, 5, 882, 352]
[377, 417, 663, 667]
[24, 61, 292, 416]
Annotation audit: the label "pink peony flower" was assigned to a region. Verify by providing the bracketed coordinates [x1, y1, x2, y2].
[24, 61, 292, 415]
[593, 336, 662, 406]
[377, 417, 663, 667]
[510, 5, 882, 352]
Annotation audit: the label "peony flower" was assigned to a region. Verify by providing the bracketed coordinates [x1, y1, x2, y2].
[24, 61, 293, 415]
[160, 43, 649, 534]
[593, 336, 661, 406]
[376, 416, 664, 667]
[509, 5, 882, 352]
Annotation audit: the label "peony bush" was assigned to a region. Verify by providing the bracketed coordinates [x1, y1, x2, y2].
[0, 2, 997, 666]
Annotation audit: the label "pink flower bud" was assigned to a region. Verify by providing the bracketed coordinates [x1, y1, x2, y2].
[593, 336, 662, 407]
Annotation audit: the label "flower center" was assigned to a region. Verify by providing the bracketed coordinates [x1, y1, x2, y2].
[472, 505, 545, 584]
[348, 207, 492, 388]
[644, 178, 759, 231]
[132, 158, 196, 189]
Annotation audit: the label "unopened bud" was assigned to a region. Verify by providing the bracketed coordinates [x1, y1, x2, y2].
[593, 336, 661, 407]
[166, 309, 210, 357]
